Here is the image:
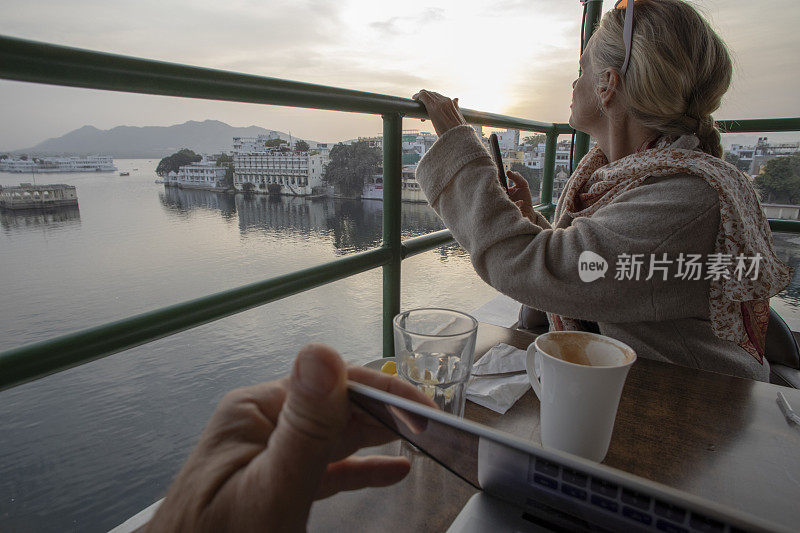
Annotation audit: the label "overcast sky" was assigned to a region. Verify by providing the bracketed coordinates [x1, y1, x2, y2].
[0, 0, 798, 150]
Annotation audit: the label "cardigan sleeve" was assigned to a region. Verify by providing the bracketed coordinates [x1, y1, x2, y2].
[415, 125, 720, 323]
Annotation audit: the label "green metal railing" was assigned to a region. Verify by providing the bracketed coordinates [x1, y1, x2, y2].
[0, 33, 799, 392]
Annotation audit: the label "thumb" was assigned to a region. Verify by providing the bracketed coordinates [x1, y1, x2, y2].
[257, 344, 349, 518]
[273, 343, 348, 460]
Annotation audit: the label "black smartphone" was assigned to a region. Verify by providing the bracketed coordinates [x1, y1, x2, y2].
[488, 133, 508, 192]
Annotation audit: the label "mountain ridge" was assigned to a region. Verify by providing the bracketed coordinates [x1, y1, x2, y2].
[9, 120, 319, 158]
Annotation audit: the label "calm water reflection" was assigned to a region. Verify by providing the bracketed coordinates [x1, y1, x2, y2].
[1, 160, 799, 531]
[771, 233, 800, 326]
[0, 161, 495, 532]
[1, 205, 81, 231]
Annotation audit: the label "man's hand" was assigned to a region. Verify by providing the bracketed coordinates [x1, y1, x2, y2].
[412, 90, 468, 137]
[147, 344, 435, 532]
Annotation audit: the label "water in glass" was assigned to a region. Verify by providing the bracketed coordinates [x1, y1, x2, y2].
[397, 351, 471, 416]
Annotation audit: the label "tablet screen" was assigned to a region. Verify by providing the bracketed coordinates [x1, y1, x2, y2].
[348, 380, 482, 490]
[348, 381, 607, 531]
[346, 381, 769, 533]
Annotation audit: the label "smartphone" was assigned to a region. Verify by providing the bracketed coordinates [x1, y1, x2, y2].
[488, 133, 508, 192]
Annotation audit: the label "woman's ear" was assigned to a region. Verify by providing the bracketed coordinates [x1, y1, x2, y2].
[597, 69, 622, 109]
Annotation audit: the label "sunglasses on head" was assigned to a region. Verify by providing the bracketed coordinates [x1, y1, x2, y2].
[614, 0, 636, 75]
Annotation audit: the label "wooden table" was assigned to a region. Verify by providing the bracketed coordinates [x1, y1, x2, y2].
[309, 323, 800, 532]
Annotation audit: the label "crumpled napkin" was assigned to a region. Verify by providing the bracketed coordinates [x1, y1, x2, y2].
[466, 343, 532, 415]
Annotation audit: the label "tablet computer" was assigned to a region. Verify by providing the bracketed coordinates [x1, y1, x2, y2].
[348, 380, 786, 533]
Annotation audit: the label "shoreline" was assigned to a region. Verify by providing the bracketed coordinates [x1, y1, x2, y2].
[161, 183, 428, 203]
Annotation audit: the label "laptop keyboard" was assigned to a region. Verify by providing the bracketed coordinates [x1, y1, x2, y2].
[528, 457, 738, 533]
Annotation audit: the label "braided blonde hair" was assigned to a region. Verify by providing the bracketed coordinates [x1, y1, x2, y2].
[591, 0, 731, 157]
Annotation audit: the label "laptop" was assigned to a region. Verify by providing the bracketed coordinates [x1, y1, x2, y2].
[348, 381, 789, 533]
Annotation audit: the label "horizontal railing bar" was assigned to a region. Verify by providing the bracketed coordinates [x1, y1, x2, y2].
[717, 118, 800, 133]
[0, 35, 558, 134]
[552, 118, 800, 138]
[398, 220, 800, 259]
[466, 112, 555, 133]
[535, 202, 557, 220]
[3, 36, 796, 136]
[554, 123, 576, 134]
[769, 219, 800, 233]
[0, 247, 392, 392]
[2, 213, 798, 392]
[401, 229, 454, 258]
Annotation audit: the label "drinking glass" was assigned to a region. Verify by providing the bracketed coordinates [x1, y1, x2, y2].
[393, 308, 478, 417]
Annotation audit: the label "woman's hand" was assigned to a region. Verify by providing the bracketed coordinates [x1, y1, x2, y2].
[507, 170, 537, 222]
[147, 344, 436, 533]
[412, 90, 468, 137]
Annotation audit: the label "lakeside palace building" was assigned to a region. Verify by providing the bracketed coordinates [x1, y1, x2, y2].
[0, 156, 116, 173]
[0, 183, 78, 210]
[232, 136, 330, 195]
[161, 129, 798, 211]
[165, 159, 227, 189]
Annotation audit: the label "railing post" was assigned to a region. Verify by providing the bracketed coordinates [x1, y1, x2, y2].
[573, 0, 604, 169]
[382, 113, 403, 357]
[540, 129, 559, 219]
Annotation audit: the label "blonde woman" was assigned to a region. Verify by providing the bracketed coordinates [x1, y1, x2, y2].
[413, 0, 790, 381]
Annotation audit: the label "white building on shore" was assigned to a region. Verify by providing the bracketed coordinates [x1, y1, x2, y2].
[401, 130, 437, 165]
[0, 159, 37, 173]
[751, 137, 799, 176]
[496, 128, 520, 151]
[232, 136, 328, 195]
[729, 137, 799, 176]
[0, 156, 116, 173]
[363, 164, 426, 203]
[166, 158, 227, 189]
[523, 141, 574, 176]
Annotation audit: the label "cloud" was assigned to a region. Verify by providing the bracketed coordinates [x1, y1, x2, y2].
[369, 8, 445, 35]
[0, 0, 344, 65]
[478, 0, 559, 17]
[0, 0, 797, 150]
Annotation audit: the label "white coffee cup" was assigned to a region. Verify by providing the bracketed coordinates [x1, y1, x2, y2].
[525, 331, 636, 462]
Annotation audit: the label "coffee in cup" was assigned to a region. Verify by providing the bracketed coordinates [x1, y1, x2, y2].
[536, 331, 635, 367]
[526, 331, 636, 462]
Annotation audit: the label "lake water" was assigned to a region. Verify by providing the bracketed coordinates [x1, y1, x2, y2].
[1, 160, 799, 531]
[0, 160, 500, 531]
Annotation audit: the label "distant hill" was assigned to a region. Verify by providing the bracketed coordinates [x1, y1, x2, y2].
[10, 120, 319, 158]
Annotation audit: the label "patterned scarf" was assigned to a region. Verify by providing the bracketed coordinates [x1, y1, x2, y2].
[547, 135, 792, 363]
